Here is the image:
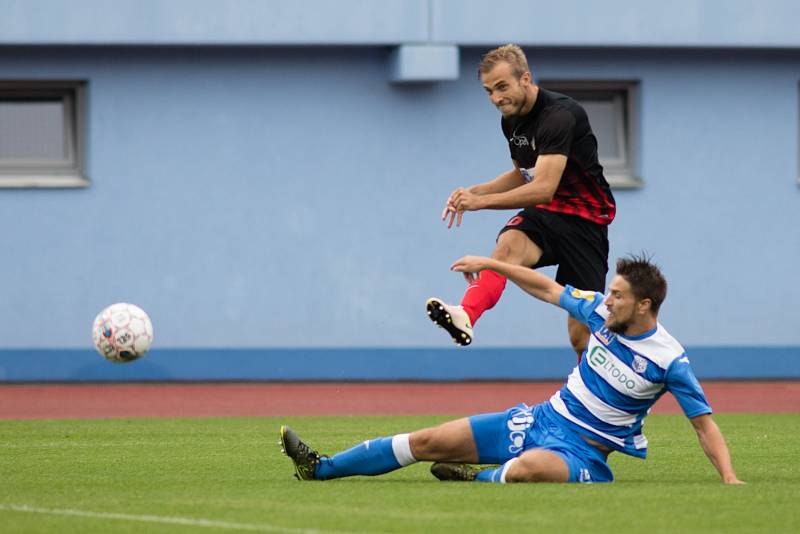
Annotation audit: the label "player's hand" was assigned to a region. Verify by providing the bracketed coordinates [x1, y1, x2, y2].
[441, 188, 463, 228]
[450, 188, 482, 214]
[450, 255, 490, 284]
[441, 187, 482, 228]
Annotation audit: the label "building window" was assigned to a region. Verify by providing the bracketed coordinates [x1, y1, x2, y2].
[0, 81, 87, 188]
[540, 81, 640, 188]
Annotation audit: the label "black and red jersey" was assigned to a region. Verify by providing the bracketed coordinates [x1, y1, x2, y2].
[501, 88, 616, 225]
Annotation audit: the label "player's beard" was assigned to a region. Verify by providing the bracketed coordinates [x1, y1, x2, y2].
[606, 316, 633, 335]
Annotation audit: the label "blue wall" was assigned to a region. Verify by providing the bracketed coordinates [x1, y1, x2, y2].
[1, 2, 799, 381]
[3, 0, 799, 47]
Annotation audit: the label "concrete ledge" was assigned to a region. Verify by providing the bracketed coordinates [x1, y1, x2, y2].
[3, 1, 798, 48]
[0, 0, 428, 45]
[0, 347, 797, 382]
[432, 0, 800, 48]
[389, 44, 459, 82]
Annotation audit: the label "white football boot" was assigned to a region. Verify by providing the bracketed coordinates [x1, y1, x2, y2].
[426, 297, 474, 346]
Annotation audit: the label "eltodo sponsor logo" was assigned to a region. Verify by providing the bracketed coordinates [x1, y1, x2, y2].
[588, 346, 637, 390]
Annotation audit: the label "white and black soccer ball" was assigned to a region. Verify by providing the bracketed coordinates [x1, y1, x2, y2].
[92, 303, 154, 363]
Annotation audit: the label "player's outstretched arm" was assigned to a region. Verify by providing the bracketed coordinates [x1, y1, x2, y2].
[689, 414, 745, 484]
[451, 256, 563, 306]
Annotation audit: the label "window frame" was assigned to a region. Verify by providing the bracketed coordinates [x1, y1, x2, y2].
[538, 80, 641, 189]
[0, 80, 88, 188]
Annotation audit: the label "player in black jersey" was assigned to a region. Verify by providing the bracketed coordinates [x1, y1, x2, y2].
[427, 44, 616, 359]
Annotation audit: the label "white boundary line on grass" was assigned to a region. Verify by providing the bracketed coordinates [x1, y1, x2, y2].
[0, 504, 369, 534]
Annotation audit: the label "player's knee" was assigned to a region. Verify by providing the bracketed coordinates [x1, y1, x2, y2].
[409, 428, 440, 460]
[494, 230, 541, 265]
[491, 239, 516, 262]
[492, 237, 531, 265]
[505, 458, 548, 483]
[506, 451, 569, 483]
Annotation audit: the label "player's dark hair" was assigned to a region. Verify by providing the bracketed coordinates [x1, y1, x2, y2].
[615, 253, 667, 315]
[478, 44, 529, 79]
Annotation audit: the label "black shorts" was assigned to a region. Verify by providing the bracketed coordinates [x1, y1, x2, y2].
[498, 208, 609, 291]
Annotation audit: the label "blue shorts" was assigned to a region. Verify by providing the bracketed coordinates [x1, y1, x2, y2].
[468, 402, 614, 483]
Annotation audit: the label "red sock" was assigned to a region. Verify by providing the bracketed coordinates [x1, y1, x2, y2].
[460, 270, 507, 325]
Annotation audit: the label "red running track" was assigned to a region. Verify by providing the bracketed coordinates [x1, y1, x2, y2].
[0, 381, 798, 420]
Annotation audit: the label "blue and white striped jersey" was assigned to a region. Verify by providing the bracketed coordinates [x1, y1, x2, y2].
[545, 286, 712, 458]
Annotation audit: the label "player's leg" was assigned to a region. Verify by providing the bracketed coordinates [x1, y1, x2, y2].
[503, 449, 570, 482]
[431, 404, 540, 482]
[485, 441, 613, 484]
[439, 447, 569, 483]
[568, 316, 590, 360]
[426, 211, 548, 346]
[431, 403, 613, 484]
[459, 226, 543, 326]
[280, 418, 478, 481]
[409, 418, 478, 462]
[550, 213, 609, 359]
[281, 426, 416, 481]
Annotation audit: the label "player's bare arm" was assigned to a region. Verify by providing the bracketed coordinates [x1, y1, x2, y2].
[469, 162, 526, 196]
[690, 414, 744, 484]
[441, 164, 525, 228]
[463, 154, 566, 211]
[451, 255, 563, 306]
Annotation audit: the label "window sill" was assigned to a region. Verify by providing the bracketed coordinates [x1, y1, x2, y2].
[0, 174, 90, 188]
[607, 173, 643, 190]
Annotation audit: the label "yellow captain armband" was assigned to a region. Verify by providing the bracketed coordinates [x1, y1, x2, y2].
[570, 288, 596, 301]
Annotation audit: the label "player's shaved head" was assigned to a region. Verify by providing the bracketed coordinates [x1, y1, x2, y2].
[616, 253, 667, 315]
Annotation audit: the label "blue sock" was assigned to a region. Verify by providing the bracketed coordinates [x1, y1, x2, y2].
[315, 434, 416, 480]
[474, 458, 516, 483]
[475, 467, 503, 482]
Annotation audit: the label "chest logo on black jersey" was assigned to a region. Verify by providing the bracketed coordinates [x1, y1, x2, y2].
[510, 133, 530, 148]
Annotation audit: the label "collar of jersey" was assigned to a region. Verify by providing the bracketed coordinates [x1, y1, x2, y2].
[619, 325, 658, 341]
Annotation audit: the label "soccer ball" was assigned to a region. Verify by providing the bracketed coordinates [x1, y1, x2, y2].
[92, 303, 154, 363]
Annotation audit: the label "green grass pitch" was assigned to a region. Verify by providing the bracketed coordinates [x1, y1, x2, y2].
[1, 414, 798, 533]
